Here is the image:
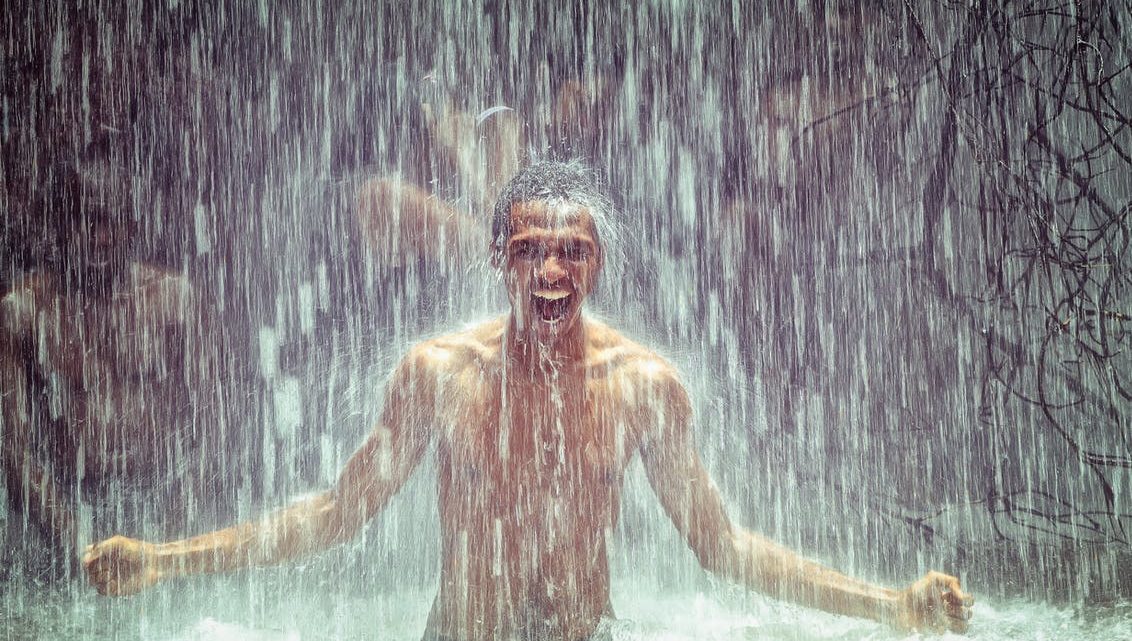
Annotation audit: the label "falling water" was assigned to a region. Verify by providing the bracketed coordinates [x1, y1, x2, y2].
[1, 1, 1129, 640]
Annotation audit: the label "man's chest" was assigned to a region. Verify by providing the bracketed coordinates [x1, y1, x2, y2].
[434, 371, 642, 506]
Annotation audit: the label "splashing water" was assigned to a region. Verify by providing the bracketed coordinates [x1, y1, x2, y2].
[2, 1, 1129, 640]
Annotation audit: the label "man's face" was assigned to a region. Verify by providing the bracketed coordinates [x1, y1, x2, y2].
[62, 177, 137, 287]
[502, 200, 602, 343]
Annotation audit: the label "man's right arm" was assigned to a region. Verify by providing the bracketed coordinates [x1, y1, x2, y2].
[83, 345, 438, 596]
[635, 362, 972, 633]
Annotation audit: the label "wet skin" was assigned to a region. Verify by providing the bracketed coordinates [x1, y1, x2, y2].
[83, 201, 973, 638]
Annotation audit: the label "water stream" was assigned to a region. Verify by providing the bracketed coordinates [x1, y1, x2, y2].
[2, 1, 1129, 639]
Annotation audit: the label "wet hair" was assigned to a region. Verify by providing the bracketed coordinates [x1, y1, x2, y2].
[489, 159, 617, 266]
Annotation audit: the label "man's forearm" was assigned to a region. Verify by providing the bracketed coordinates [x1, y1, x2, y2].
[727, 530, 900, 623]
[152, 492, 352, 579]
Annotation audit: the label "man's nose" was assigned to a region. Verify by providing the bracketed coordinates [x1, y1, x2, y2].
[536, 255, 568, 283]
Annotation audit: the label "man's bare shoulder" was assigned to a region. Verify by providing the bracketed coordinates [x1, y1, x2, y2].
[584, 317, 683, 386]
[404, 316, 507, 374]
[584, 318, 692, 433]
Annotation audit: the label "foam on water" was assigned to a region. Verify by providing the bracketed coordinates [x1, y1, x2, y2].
[3, 578, 1128, 641]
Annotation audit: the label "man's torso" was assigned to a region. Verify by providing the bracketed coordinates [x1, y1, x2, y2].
[415, 317, 667, 641]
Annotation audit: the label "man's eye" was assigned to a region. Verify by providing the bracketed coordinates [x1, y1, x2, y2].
[512, 242, 537, 259]
[563, 244, 588, 261]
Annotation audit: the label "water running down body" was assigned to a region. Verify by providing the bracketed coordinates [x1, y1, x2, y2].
[82, 162, 974, 640]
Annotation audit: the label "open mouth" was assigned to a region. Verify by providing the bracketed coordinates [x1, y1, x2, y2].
[531, 289, 572, 323]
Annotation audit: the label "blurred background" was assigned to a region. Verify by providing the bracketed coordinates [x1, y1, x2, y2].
[1, 0, 1129, 638]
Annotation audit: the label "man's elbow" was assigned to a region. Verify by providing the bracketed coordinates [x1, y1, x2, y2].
[689, 533, 745, 579]
[691, 531, 789, 594]
[313, 493, 370, 547]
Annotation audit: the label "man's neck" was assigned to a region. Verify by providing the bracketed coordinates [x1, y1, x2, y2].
[504, 315, 588, 376]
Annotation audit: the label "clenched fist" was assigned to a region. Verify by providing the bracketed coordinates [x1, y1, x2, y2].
[83, 535, 163, 596]
[893, 571, 974, 634]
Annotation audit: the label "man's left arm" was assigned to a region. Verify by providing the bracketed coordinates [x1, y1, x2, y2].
[636, 366, 973, 634]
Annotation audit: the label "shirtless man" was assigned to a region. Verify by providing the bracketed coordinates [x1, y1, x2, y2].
[1, 159, 229, 575]
[83, 161, 973, 638]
